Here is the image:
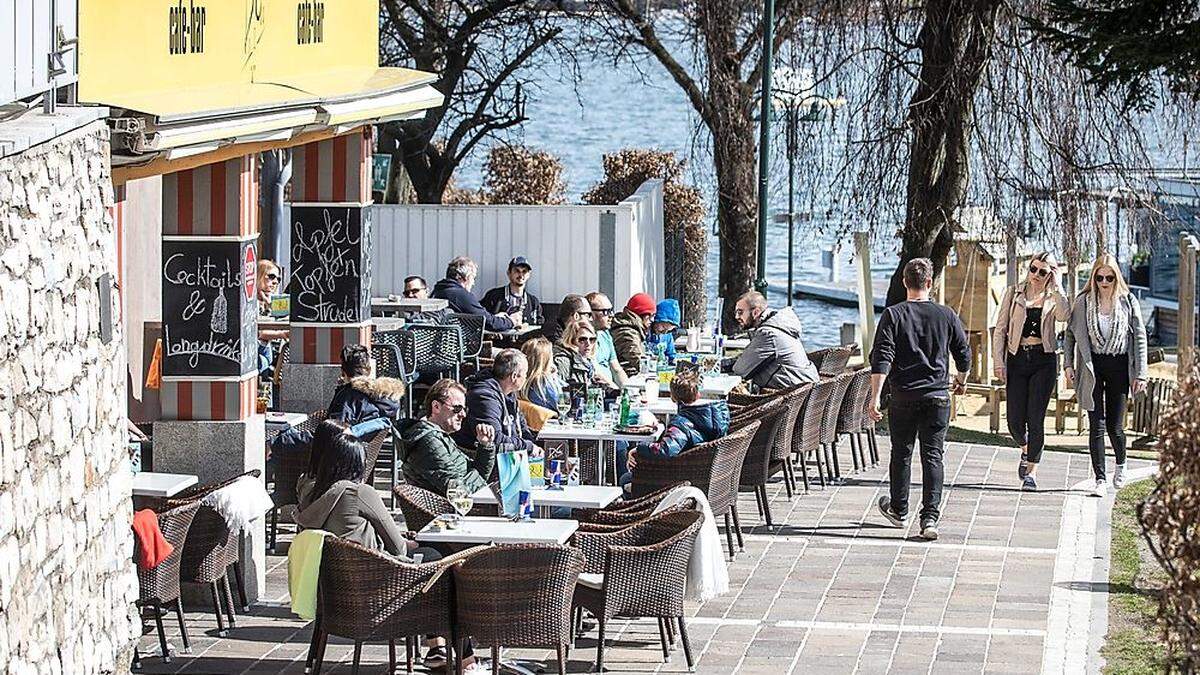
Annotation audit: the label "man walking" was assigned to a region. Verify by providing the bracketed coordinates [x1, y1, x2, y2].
[868, 258, 970, 540]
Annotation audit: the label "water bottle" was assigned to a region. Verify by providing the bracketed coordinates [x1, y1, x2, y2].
[618, 389, 631, 427]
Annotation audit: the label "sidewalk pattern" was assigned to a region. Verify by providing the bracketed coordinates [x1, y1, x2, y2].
[136, 441, 1144, 674]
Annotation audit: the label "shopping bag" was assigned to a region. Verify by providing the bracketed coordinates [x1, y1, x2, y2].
[496, 449, 532, 516]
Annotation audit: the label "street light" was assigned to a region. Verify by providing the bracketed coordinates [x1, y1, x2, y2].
[755, 0, 776, 296]
[770, 65, 846, 305]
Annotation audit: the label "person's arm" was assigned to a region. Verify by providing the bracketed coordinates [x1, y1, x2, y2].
[730, 331, 773, 379]
[867, 373, 887, 421]
[640, 424, 690, 459]
[527, 294, 542, 325]
[1063, 298, 1078, 385]
[607, 358, 628, 387]
[991, 286, 1013, 380]
[1130, 298, 1149, 394]
[866, 311, 895, 422]
[612, 327, 646, 377]
[948, 311, 972, 379]
[359, 486, 414, 557]
[480, 287, 504, 315]
[1050, 286, 1071, 322]
[462, 288, 515, 332]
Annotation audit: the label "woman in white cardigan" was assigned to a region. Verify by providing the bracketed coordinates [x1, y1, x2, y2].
[1063, 254, 1148, 496]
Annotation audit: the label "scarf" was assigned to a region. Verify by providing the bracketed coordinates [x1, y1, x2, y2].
[1086, 292, 1130, 356]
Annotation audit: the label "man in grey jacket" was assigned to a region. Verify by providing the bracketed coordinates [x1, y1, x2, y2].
[722, 291, 819, 390]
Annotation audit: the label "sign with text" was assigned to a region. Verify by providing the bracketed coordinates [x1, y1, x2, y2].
[162, 238, 258, 376]
[289, 205, 371, 324]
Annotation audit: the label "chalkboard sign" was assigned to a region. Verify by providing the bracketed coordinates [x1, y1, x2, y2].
[162, 238, 258, 377]
[289, 205, 372, 323]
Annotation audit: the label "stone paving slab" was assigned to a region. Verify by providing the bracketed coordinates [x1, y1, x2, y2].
[135, 440, 1147, 674]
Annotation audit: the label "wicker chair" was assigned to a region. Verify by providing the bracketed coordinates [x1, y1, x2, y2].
[268, 410, 328, 551]
[792, 376, 840, 490]
[629, 420, 760, 560]
[394, 484, 454, 532]
[764, 385, 813, 499]
[371, 342, 412, 418]
[575, 498, 699, 534]
[818, 372, 855, 483]
[573, 481, 691, 526]
[307, 537, 485, 674]
[808, 346, 853, 377]
[732, 395, 792, 526]
[134, 500, 201, 662]
[445, 313, 486, 371]
[165, 470, 262, 635]
[361, 430, 390, 487]
[407, 323, 464, 381]
[836, 368, 876, 470]
[572, 510, 704, 673]
[453, 544, 584, 675]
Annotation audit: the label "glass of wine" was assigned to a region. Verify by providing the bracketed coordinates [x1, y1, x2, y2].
[445, 479, 463, 525]
[556, 397, 571, 427]
[451, 491, 474, 520]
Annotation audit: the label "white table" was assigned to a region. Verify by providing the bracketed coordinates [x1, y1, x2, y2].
[132, 472, 198, 498]
[486, 324, 542, 340]
[414, 516, 578, 545]
[674, 335, 751, 351]
[537, 422, 660, 485]
[371, 297, 448, 317]
[470, 484, 623, 510]
[629, 374, 743, 398]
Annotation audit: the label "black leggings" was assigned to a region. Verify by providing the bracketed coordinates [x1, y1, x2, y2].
[1005, 348, 1057, 464]
[1088, 353, 1129, 480]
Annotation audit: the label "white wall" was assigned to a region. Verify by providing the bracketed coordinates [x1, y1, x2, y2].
[1, 0, 78, 105]
[371, 180, 666, 305]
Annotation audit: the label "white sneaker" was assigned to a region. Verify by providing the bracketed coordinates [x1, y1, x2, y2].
[1113, 464, 1127, 489]
[1092, 479, 1108, 497]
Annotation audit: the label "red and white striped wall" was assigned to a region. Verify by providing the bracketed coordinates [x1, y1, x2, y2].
[161, 374, 257, 421]
[162, 155, 259, 237]
[289, 322, 373, 365]
[290, 128, 372, 203]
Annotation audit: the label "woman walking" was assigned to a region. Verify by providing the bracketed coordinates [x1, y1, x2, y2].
[1064, 254, 1148, 496]
[992, 252, 1069, 491]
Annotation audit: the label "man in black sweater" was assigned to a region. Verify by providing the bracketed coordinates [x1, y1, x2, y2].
[868, 258, 970, 540]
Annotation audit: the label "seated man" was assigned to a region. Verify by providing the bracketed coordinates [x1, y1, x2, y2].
[610, 292, 657, 377]
[401, 274, 451, 323]
[271, 344, 406, 459]
[542, 293, 591, 345]
[431, 256, 522, 332]
[453, 348, 540, 454]
[622, 367, 730, 487]
[398, 379, 499, 495]
[481, 256, 543, 326]
[722, 291, 819, 390]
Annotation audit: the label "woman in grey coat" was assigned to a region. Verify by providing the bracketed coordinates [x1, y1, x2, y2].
[1063, 254, 1148, 496]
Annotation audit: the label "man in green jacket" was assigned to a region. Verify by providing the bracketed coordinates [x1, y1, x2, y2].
[398, 379, 498, 496]
[610, 292, 657, 377]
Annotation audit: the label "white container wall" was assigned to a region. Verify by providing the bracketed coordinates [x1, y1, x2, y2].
[1, 0, 77, 105]
[371, 179, 665, 305]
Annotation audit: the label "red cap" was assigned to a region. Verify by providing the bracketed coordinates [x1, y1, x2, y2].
[625, 292, 656, 316]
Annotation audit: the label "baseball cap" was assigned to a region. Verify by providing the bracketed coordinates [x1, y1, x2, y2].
[508, 256, 533, 271]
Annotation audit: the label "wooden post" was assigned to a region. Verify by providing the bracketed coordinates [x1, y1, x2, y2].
[854, 231, 876, 356]
[1179, 232, 1199, 377]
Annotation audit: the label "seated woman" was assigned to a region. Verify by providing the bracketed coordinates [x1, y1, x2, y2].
[271, 344, 405, 460]
[553, 319, 617, 394]
[621, 367, 729, 487]
[520, 337, 563, 411]
[296, 418, 348, 507]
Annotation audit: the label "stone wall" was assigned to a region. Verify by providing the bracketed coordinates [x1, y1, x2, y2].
[0, 121, 139, 672]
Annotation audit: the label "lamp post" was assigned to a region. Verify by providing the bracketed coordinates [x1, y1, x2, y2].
[755, 0, 776, 295]
[771, 66, 846, 305]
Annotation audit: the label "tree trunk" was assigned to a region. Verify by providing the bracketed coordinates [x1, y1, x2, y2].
[885, 0, 1001, 307]
[711, 112, 758, 330]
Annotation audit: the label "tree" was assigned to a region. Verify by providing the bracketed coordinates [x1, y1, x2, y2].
[590, 0, 802, 325]
[1027, 0, 1200, 111]
[377, 1, 572, 203]
[445, 144, 567, 205]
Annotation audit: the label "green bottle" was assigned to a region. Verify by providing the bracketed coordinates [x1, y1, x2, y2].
[618, 389, 631, 427]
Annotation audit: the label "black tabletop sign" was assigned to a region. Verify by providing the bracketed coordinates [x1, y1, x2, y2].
[162, 239, 257, 377]
[289, 205, 372, 323]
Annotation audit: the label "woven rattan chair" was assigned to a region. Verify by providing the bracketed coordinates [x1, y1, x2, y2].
[808, 346, 852, 377]
[394, 484, 453, 532]
[453, 544, 584, 675]
[574, 481, 691, 526]
[792, 376, 839, 490]
[629, 420, 759, 560]
[269, 410, 328, 551]
[818, 372, 855, 483]
[575, 497, 699, 534]
[166, 470, 262, 635]
[307, 537, 485, 674]
[134, 500, 201, 662]
[408, 324, 463, 381]
[732, 395, 792, 526]
[572, 510, 704, 673]
[445, 313, 486, 371]
[836, 368, 876, 470]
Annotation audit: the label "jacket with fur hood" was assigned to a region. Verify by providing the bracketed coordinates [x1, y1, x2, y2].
[727, 307, 819, 390]
[610, 308, 649, 377]
[295, 479, 415, 559]
[452, 369, 535, 453]
[272, 376, 406, 456]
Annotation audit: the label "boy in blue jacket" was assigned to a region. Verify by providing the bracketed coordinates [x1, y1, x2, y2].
[622, 367, 729, 488]
[647, 298, 681, 364]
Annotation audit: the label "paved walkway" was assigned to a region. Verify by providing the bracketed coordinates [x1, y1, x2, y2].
[135, 441, 1152, 674]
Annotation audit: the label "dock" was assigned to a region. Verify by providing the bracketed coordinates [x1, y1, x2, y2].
[793, 279, 888, 310]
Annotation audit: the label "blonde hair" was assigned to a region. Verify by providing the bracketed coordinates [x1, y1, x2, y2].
[1081, 253, 1130, 298]
[561, 318, 597, 351]
[520, 337, 555, 400]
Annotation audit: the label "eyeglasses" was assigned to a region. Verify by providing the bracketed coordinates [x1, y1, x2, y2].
[402, 288, 424, 297]
[591, 307, 614, 317]
[437, 400, 467, 415]
[1095, 274, 1116, 283]
[576, 311, 593, 319]
[577, 336, 597, 344]
[1029, 265, 1049, 277]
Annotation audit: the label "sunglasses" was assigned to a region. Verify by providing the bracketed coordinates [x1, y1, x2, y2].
[577, 336, 597, 344]
[402, 288, 424, 297]
[1095, 274, 1116, 283]
[265, 274, 280, 282]
[437, 400, 466, 415]
[576, 311, 593, 318]
[1029, 266, 1049, 278]
[591, 307, 614, 317]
